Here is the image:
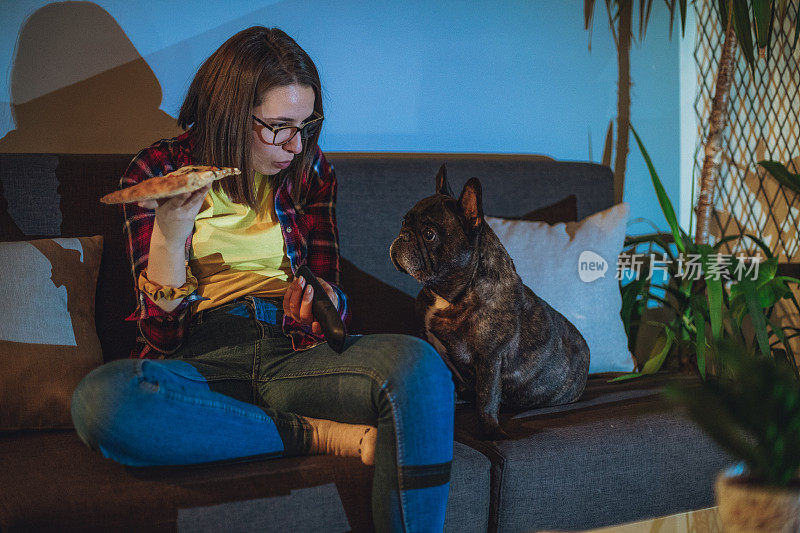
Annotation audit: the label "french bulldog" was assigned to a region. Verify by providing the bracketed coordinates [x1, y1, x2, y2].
[389, 165, 590, 439]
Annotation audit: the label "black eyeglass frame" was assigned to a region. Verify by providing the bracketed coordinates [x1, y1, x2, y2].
[251, 112, 324, 146]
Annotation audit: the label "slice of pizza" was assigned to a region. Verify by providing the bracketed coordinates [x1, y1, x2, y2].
[100, 165, 240, 204]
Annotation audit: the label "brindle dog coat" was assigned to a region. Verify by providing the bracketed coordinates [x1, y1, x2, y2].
[390, 166, 590, 439]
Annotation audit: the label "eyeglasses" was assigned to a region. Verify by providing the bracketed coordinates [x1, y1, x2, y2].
[252, 112, 324, 146]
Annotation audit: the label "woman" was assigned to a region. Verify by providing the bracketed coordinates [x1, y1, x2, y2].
[71, 27, 454, 531]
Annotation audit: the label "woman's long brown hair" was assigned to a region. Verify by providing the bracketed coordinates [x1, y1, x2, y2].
[178, 27, 323, 209]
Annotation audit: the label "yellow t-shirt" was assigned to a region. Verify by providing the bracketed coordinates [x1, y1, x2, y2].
[189, 172, 292, 312]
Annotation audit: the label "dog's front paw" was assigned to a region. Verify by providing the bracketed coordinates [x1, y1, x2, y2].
[477, 420, 510, 441]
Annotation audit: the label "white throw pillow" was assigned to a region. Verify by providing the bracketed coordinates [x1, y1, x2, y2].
[486, 203, 634, 373]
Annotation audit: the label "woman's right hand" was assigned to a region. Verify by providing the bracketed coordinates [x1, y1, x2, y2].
[136, 183, 212, 245]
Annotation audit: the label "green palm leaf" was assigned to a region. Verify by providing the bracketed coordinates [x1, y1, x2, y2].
[630, 125, 686, 253]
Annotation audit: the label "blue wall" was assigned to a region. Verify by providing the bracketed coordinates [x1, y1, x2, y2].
[0, 0, 682, 232]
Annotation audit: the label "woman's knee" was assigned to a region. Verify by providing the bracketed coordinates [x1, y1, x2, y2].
[366, 335, 454, 457]
[366, 334, 454, 399]
[70, 359, 146, 452]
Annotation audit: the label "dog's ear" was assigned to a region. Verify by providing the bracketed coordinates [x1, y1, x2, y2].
[435, 164, 453, 196]
[458, 177, 483, 229]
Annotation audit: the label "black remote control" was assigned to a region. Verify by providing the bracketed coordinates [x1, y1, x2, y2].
[295, 265, 347, 353]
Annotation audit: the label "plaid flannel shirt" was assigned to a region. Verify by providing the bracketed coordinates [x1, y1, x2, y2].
[122, 130, 349, 358]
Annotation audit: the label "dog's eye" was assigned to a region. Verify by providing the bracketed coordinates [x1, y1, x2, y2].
[423, 228, 436, 241]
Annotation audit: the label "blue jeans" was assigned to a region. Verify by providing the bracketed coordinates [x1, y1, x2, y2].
[71, 296, 455, 532]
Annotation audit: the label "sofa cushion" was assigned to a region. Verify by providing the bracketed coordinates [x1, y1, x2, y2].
[0, 236, 104, 431]
[0, 431, 489, 532]
[454, 373, 732, 532]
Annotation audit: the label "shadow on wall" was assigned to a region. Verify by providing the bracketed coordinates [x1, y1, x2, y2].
[0, 1, 182, 154]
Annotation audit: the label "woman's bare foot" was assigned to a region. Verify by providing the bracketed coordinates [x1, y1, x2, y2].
[303, 416, 377, 465]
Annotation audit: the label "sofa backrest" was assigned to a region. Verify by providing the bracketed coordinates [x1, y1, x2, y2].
[0, 152, 612, 361]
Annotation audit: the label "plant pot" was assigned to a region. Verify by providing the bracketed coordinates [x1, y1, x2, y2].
[715, 466, 800, 532]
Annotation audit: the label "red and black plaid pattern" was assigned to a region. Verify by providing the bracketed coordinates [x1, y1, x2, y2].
[121, 131, 349, 358]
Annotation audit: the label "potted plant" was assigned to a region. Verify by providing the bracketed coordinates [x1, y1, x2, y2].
[666, 338, 800, 531]
[617, 126, 800, 381]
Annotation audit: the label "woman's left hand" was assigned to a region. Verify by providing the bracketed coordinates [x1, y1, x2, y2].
[283, 275, 339, 337]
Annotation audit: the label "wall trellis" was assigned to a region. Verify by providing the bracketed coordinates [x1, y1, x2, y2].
[693, 0, 799, 360]
[693, 0, 800, 260]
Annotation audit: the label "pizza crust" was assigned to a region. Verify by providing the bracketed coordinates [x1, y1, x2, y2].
[100, 165, 240, 204]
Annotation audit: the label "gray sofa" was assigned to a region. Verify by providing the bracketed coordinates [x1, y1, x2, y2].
[0, 152, 730, 532]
